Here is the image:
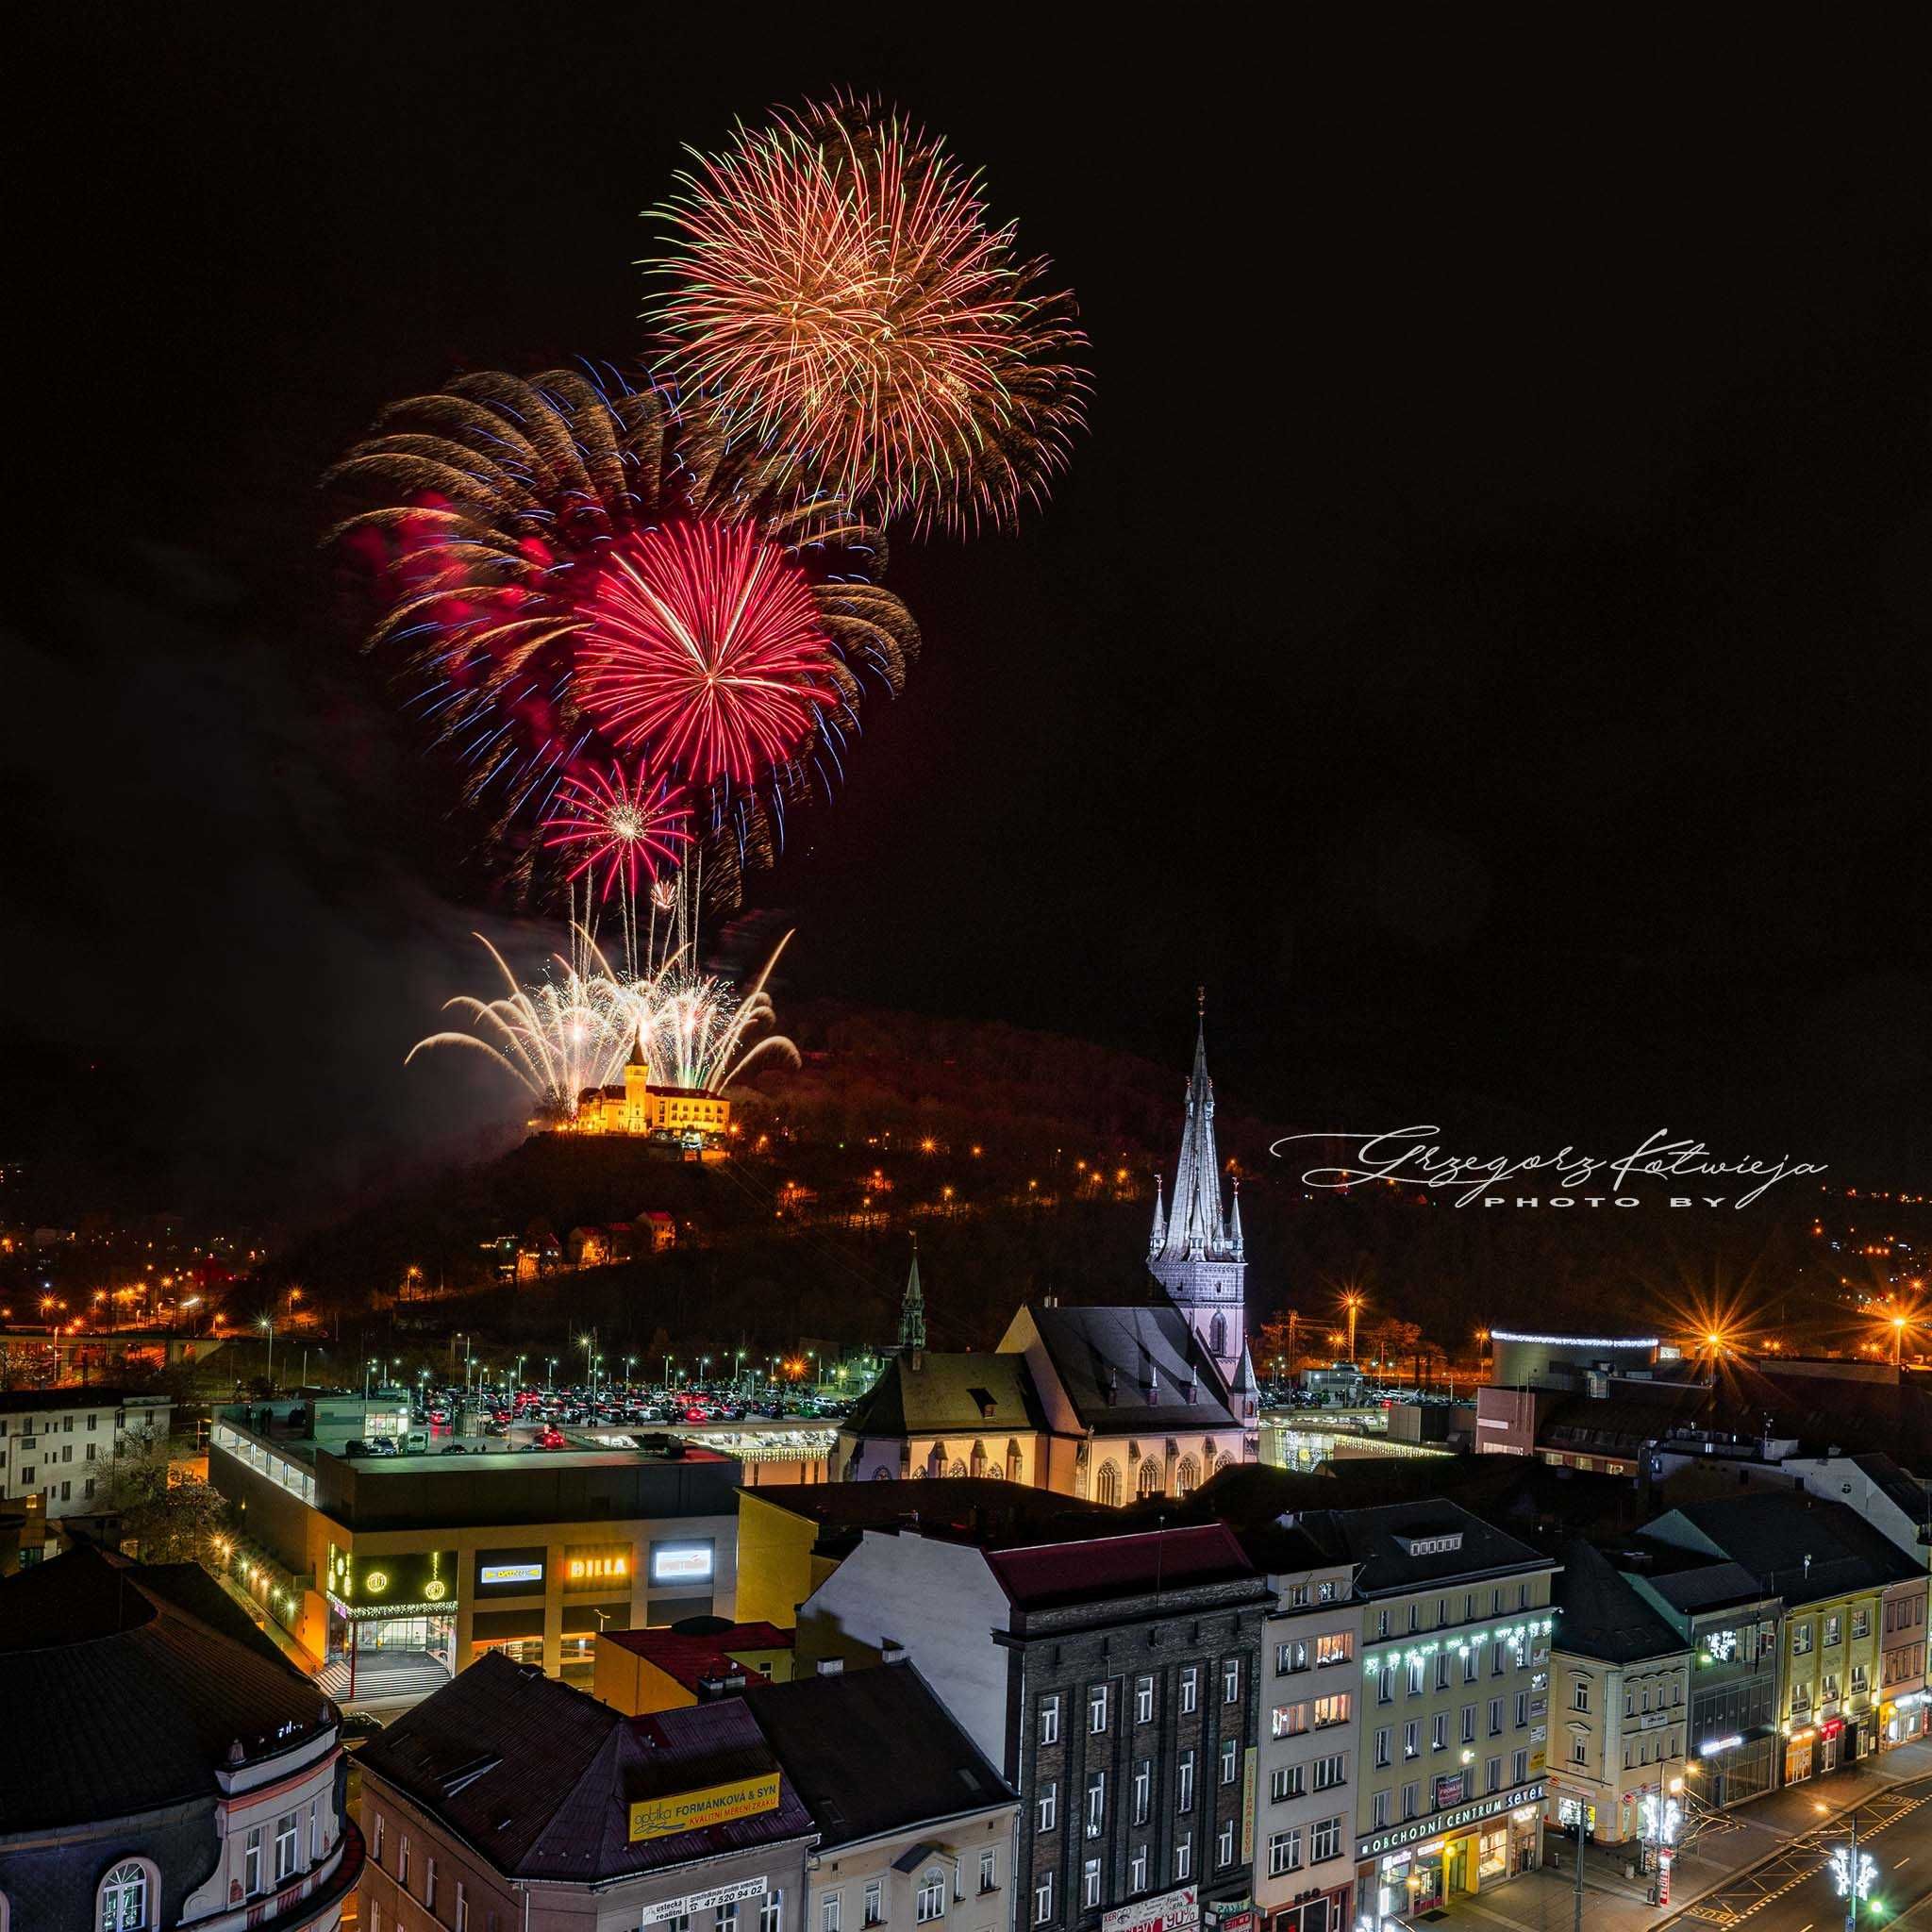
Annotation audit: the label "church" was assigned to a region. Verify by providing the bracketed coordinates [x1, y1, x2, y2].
[835, 1002, 1261, 1501]
[559, 1030, 732, 1145]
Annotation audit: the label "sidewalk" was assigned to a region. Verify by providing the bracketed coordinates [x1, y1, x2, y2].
[1422, 1738, 1932, 1932]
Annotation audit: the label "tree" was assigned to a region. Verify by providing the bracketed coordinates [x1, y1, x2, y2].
[94, 1459, 234, 1566]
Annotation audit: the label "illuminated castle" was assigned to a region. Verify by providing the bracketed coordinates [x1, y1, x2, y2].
[561, 1031, 731, 1143]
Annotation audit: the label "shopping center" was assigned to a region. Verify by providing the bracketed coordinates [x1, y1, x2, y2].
[209, 1405, 741, 1699]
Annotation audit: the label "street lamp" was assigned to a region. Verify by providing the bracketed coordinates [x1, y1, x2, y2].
[1341, 1291, 1365, 1366]
[1829, 1840, 1876, 1931]
[1640, 1792, 1681, 1904]
[258, 1314, 275, 1393]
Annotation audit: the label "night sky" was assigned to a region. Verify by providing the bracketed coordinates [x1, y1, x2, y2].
[6, 15, 1928, 1219]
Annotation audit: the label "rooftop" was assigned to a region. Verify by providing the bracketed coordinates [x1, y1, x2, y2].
[744, 1663, 1013, 1851]
[985, 1523, 1257, 1611]
[0, 1386, 170, 1412]
[841, 1352, 1045, 1441]
[1014, 1303, 1239, 1431]
[0, 1545, 336, 1833]
[1552, 1541, 1687, 1664]
[745, 1478, 1125, 1559]
[358, 1652, 815, 1882]
[601, 1622, 794, 1694]
[1643, 1491, 1923, 1605]
[1294, 1497, 1550, 1594]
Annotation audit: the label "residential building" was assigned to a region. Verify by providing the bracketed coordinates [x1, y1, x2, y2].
[0, 1386, 173, 1530]
[1881, 1577, 1930, 1748]
[358, 1653, 816, 1932]
[208, 1407, 741, 1695]
[0, 1543, 358, 1931]
[1311, 1501, 1555, 1919]
[838, 1011, 1259, 1499]
[595, 1620, 797, 1714]
[1621, 1555, 1781, 1810]
[1543, 1542, 1689, 1846]
[1641, 1493, 1923, 1779]
[744, 1663, 1018, 1932]
[795, 1514, 1272, 1932]
[1234, 1517, 1360, 1932]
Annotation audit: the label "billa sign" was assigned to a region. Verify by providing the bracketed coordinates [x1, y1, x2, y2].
[1103, 1886, 1198, 1932]
[628, 1773, 782, 1843]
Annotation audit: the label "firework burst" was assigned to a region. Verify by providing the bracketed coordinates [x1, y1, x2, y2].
[541, 759, 693, 901]
[649, 94, 1088, 535]
[325, 368, 917, 899]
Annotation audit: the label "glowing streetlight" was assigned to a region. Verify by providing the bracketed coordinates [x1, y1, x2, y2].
[1341, 1291, 1365, 1365]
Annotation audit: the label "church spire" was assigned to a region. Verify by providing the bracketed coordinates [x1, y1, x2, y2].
[1148, 1172, 1166, 1257]
[1229, 1174, 1245, 1258]
[1155, 988, 1232, 1263]
[626, 1024, 649, 1071]
[898, 1237, 926, 1355]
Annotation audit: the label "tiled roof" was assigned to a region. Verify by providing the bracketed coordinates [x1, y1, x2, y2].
[1648, 1492, 1923, 1605]
[749, 1479, 1124, 1556]
[358, 1652, 815, 1882]
[842, 1353, 1045, 1440]
[985, 1522, 1257, 1610]
[1622, 1553, 1774, 1614]
[1296, 1498, 1548, 1594]
[1023, 1304, 1238, 1431]
[0, 1545, 335, 1833]
[744, 1663, 1013, 1850]
[1552, 1541, 1686, 1665]
[0, 1387, 160, 1412]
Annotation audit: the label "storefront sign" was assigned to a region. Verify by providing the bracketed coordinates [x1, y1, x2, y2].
[1357, 1782, 1544, 1860]
[650, 1541, 715, 1585]
[641, 1878, 770, 1924]
[1240, 1746, 1257, 1865]
[1102, 1885, 1198, 1932]
[480, 1561, 543, 1586]
[1698, 1735, 1742, 1757]
[627, 1773, 781, 1844]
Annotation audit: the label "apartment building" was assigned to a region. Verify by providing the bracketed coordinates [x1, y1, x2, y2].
[1298, 1501, 1555, 1920]
[1543, 1542, 1690, 1846]
[0, 1387, 173, 1529]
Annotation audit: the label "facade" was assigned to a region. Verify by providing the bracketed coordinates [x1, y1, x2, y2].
[208, 1411, 741, 1694]
[744, 1664, 1019, 1932]
[1623, 1558, 1781, 1811]
[1307, 1502, 1555, 1921]
[1641, 1493, 1923, 1782]
[0, 1545, 358, 1932]
[1543, 1543, 1690, 1847]
[1880, 1578, 1930, 1748]
[1244, 1525, 1360, 1932]
[0, 1385, 173, 1526]
[358, 1653, 817, 1932]
[795, 1517, 1273, 1932]
[837, 1012, 1259, 1503]
[563, 1033, 733, 1141]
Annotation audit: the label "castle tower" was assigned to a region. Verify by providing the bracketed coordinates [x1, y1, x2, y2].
[623, 1027, 652, 1135]
[1148, 991, 1259, 1453]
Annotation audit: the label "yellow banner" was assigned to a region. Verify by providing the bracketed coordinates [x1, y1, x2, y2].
[628, 1773, 782, 1843]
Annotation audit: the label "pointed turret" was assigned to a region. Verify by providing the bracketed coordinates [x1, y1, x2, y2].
[1154, 988, 1234, 1265]
[897, 1237, 927, 1355]
[1148, 1173, 1166, 1257]
[1229, 1175, 1245, 1259]
[626, 1026, 649, 1071]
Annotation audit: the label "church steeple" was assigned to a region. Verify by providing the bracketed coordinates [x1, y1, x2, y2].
[1153, 988, 1235, 1265]
[897, 1237, 927, 1356]
[1148, 1173, 1166, 1258]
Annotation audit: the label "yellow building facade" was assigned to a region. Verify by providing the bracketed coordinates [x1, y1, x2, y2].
[564, 1041, 731, 1141]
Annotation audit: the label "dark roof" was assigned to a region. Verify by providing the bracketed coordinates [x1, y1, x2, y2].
[0, 1386, 161, 1412]
[0, 1545, 335, 1833]
[1552, 1541, 1687, 1664]
[1022, 1304, 1238, 1430]
[359, 1652, 815, 1882]
[1541, 1384, 1707, 1455]
[744, 1663, 1013, 1850]
[744, 1479, 1124, 1559]
[1619, 1551, 1774, 1615]
[1295, 1498, 1549, 1594]
[601, 1622, 794, 1693]
[842, 1353, 1046, 1439]
[1645, 1492, 1923, 1605]
[985, 1523, 1257, 1610]
[1849, 1454, 1932, 1535]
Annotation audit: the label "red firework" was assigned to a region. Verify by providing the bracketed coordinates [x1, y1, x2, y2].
[539, 760, 693, 900]
[575, 520, 839, 787]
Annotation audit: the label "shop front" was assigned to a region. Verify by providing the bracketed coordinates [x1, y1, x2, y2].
[1358, 1785, 1544, 1921]
[322, 1542, 458, 1699]
[1887, 1690, 1930, 1746]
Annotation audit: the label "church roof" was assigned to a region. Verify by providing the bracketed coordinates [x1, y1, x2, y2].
[1020, 1303, 1238, 1433]
[842, 1352, 1046, 1440]
[1149, 999, 1240, 1264]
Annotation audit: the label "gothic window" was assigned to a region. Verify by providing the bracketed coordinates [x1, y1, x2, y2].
[948, 1460, 967, 1478]
[1096, 1460, 1123, 1507]
[1210, 1312, 1227, 1357]
[1215, 1453, 1236, 1473]
[1137, 1458, 1165, 1498]
[1175, 1455, 1201, 1498]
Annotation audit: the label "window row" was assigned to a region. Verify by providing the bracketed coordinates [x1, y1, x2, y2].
[1367, 1751, 1529, 1826]
[1274, 1633, 1354, 1674]
[1034, 1816, 1246, 1926]
[1374, 1583, 1537, 1639]
[1266, 1817, 1345, 1875]
[1038, 1662, 1242, 1743]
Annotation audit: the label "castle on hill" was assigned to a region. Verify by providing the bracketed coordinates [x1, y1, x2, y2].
[554, 1031, 733, 1148]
